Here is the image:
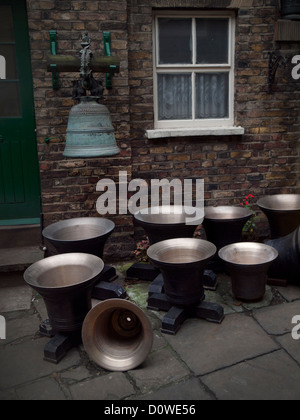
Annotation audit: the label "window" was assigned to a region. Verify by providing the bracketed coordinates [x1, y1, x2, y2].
[150, 11, 241, 137]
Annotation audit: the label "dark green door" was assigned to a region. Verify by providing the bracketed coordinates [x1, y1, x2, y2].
[0, 0, 40, 225]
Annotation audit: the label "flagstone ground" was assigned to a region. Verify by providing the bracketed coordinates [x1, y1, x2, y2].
[0, 266, 300, 401]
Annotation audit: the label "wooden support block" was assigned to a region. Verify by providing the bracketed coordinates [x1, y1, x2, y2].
[47, 54, 120, 73]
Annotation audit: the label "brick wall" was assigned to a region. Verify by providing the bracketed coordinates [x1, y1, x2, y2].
[26, 0, 134, 260]
[128, 0, 300, 240]
[26, 0, 300, 260]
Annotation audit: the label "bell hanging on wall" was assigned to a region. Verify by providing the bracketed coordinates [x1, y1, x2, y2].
[64, 96, 120, 158]
[63, 31, 120, 158]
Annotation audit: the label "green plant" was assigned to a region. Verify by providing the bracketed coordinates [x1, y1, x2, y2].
[134, 237, 150, 263]
[240, 194, 257, 240]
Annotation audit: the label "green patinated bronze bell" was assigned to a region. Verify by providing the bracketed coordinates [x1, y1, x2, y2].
[64, 96, 120, 158]
[63, 31, 120, 158]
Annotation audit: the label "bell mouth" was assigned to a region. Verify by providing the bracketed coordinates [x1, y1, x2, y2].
[82, 299, 153, 372]
[147, 238, 216, 265]
[218, 243, 278, 266]
[134, 205, 203, 225]
[24, 253, 104, 290]
[42, 217, 115, 243]
[257, 194, 300, 212]
[204, 206, 253, 221]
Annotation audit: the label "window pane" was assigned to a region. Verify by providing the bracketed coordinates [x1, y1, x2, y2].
[158, 74, 192, 120]
[0, 82, 21, 117]
[195, 73, 229, 119]
[158, 18, 192, 65]
[0, 6, 15, 43]
[196, 19, 229, 64]
[0, 45, 18, 79]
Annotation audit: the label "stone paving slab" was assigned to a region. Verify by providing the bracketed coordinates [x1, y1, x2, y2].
[201, 350, 300, 400]
[164, 313, 279, 375]
[131, 377, 214, 400]
[0, 285, 32, 312]
[275, 333, 300, 364]
[0, 312, 41, 345]
[0, 338, 80, 390]
[253, 300, 300, 335]
[276, 285, 300, 302]
[69, 373, 136, 400]
[15, 377, 67, 401]
[127, 348, 190, 394]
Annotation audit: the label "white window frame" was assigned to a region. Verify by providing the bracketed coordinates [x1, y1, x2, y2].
[148, 10, 244, 138]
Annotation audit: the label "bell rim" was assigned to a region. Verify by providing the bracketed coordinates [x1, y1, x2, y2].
[82, 298, 153, 372]
[63, 146, 120, 158]
[24, 252, 104, 290]
[204, 206, 253, 222]
[257, 194, 300, 212]
[147, 238, 217, 266]
[134, 205, 203, 226]
[218, 242, 279, 267]
[42, 217, 115, 243]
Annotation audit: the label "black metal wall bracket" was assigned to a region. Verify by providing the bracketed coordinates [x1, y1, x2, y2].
[48, 31, 118, 91]
[268, 51, 287, 93]
[49, 30, 60, 90]
[103, 32, 117, 89]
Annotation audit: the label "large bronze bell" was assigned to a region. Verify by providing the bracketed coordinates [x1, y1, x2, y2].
[24, 253, 104, 334]
[257, 194, 300, 239]
[266, 226, 300, 282]
[63, 96, 120, 158]
[219, 242, 278, 302]
[203, 206, 253, 250]
[147, 238, 216, 307]
[134, 205, 199, 245]
[42, 217, 115, 258]
[82, 299, 153, 372]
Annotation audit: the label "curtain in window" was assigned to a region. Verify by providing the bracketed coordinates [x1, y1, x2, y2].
[158, 73, 192, 120]
[195, 73, 229, 119]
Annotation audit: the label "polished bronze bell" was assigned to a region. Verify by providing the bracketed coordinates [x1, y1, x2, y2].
[82, 299, 153, 371]
[134, 205, 199, 245]
[63, 96, 120, 158]
[42, 217, 115, 258]
[203, 206, 253, 250]
[24, 253, 104, 333]
[219, 242, 278, 302]
[257, 194, 300, 239]
[266, 226, 300, 282]
[147, 238, 216, 307]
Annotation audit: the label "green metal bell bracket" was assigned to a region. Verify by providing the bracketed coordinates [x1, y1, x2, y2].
[49, 30, 60, 90]
[103, 32, 116, 90]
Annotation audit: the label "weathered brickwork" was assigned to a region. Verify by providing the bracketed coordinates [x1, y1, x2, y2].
[26, 0, 300, 260]
[26, 0, 133, 259]
[128, 0, 300, 240]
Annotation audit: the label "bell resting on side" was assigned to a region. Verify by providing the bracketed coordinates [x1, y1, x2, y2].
[82, 299, 153, 372]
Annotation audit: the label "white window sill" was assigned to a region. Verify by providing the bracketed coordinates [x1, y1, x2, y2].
[146, 126, 245, 139]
